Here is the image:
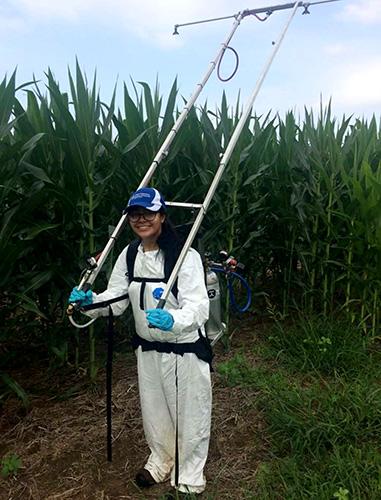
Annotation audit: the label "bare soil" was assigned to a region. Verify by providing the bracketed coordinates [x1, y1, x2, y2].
[0, 318, 268, 499]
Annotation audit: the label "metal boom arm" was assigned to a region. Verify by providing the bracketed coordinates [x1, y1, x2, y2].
[158, 0, 315, 308]
[68, 0, 341, 323]
[72, 11, 247, 295]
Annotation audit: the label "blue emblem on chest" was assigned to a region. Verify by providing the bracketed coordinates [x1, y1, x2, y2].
[152, 287, 164, 300]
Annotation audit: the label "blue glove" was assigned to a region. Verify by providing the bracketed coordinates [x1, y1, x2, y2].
[68, 287, 93, 306]
[146, 308, 174, 331]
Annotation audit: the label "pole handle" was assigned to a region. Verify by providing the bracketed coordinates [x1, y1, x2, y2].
[67, 303, 75, 316]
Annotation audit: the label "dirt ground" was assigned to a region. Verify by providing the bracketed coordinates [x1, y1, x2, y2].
[0, 319, 267, 500]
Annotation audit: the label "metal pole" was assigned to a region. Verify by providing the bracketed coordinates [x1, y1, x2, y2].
[72, 12, 246, 293]
[244, 0, 340, 15]
[138, 12, 245, 188]
[106, 307, 113, 461]
[69, 0, 341, 311]
[157, 0, 301, 308]
[173, 0, 341, 31]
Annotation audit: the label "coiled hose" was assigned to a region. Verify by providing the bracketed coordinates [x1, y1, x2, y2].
[211, 267, 252, 313]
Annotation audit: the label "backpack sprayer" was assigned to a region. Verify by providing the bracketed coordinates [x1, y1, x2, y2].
[68, 0, 341, 331]
[67, 0, 341, 464]
[205, 250, 252, 345]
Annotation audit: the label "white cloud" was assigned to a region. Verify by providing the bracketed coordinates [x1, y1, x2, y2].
[343, 0, 381, 24]
[335, 58, 381, 107]
[0, 3, 27, 38]
[10, 0, 236, 46]
[0, 15, 25, 37]
[14, 0, 85, 21]
[323, 43, 346, 56]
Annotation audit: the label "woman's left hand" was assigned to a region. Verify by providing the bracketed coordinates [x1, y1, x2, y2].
[145, 309, 174, 331]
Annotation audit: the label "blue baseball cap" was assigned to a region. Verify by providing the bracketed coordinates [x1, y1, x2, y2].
[126, 187, 166, 212]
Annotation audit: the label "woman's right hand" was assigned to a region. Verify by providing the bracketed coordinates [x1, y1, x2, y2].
[68, 287, 93, 306]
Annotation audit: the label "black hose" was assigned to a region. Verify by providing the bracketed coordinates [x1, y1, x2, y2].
[217, 46, 239, 82]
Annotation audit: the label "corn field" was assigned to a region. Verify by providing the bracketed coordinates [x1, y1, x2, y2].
[1, 65, 380, 393]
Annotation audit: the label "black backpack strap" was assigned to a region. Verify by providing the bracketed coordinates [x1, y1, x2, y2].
[164, 254, 179, 300]
[198, 328, 214, 371]
[132, 333, 214, 367]
[126, 239, 140, 281]
[81, 293, 129, 311]
[131, 277, 163, 310]
[126, 238, 180, 301]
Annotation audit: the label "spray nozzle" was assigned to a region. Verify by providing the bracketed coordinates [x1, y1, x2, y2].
[173, 25, 179, 35]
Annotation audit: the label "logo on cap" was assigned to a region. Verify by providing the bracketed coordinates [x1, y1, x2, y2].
[127, 188, 166, 212]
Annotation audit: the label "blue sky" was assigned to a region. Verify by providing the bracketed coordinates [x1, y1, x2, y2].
[1, 0, 380, 121]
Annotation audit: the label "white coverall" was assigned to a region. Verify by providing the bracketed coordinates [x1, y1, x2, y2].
[86, 244, 211, 494]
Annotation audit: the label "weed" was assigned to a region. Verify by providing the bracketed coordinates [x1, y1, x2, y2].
[216, 353, 258, 387]
[1, 453, 22, 478]
[257, 374, 381, 458]
[256, 444, 381, 500]
[220, 324, 381, 499]
[267, 315, 375, 375]
[333, 487, 350, 500]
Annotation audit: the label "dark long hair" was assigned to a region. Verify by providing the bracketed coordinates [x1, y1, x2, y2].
[157, 210, 183, 256]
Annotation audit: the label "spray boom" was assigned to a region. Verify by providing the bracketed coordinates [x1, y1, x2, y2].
[172, 0, 341, 34]
[68, 0, 341, 328]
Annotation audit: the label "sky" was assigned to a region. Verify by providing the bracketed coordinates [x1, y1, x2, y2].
[1, 0, 380, 121]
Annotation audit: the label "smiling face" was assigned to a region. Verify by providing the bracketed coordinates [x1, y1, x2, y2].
[128, 208, 165, 247]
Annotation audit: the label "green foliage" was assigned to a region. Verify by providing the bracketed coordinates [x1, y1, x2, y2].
[219, 352, 381, 461]
[333, 487, 350, 500]
[267, 315, 373, 375]
[218, 316, 381, 499]
[258, 374, 381, 458]
[1, 453, 22, 478]
[0, 66, 380, 389]
[216, 353, 258, 387]
[255, 445, 381, 500]
[0, 373, 29, 407]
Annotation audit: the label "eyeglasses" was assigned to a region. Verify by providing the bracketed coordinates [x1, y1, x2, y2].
[128, 211, 158, 222]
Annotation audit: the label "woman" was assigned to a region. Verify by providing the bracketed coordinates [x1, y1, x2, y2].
[69, 187, 212, 498]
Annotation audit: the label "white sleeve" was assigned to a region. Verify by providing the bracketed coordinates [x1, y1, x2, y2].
[84, 247, 130, 318]
[168, 249, 209, 335]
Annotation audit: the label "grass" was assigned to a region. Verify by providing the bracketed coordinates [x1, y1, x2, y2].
[266, 314, 375, 376]
[255, 445, 381, 500]
[216, 315, 381, 499]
